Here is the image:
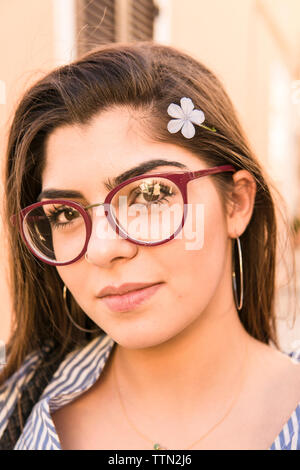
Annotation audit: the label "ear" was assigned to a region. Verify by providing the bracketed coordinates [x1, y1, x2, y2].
[226, 170, 257, 238]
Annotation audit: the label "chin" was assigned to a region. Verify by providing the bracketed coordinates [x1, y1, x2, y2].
[105, 322, 183, 350]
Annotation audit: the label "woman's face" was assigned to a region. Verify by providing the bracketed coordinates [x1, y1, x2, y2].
[41, 108, 232, 348]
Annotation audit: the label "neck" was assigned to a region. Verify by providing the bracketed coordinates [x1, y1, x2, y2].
[112, 301, 251, 422]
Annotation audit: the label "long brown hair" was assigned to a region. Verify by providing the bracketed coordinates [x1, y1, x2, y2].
[0, 40, 295, 385]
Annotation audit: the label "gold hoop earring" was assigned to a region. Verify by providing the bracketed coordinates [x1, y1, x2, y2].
[232, 236, 244, 311]
[62, 285, 99, 333]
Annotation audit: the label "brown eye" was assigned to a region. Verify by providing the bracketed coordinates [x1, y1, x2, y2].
[64, 209, 78, 221]
[45, 205, 80, 227]
[133, 181, 174, 204]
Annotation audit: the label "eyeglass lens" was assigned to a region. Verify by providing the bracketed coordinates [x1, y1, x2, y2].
[23, 176, 184, 263]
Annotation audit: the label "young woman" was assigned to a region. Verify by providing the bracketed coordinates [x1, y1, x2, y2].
[0, 41, 299, 450]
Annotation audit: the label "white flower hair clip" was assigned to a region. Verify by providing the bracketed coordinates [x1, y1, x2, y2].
[167, 97, 216, 139]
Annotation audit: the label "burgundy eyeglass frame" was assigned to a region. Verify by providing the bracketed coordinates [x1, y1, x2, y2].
[10, 164, 236, 266]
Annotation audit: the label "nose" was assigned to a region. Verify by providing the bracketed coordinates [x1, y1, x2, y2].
[85, 203, 138, 268]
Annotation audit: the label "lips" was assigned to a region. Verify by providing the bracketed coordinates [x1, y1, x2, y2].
[96, 282, 162, 298]
[99, 283, 163, 312]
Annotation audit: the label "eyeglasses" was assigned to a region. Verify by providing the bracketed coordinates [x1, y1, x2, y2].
[10, 164, 236, 266]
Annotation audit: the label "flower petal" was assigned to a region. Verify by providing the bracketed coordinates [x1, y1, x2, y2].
[189, 109, 205, 125]
[180, 97, 194, 116]
[167, 118, 184, 133]
[167, 103, 184, 119]
[181, 120, 195, 139]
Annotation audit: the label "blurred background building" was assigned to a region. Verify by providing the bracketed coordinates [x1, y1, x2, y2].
[0, 0, 299, 350]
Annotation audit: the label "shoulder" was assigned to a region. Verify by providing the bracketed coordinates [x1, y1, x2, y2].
[248, 336, 300, 376]
[269, 346, 300, 450]
[39, 332, 114, 400]
[246, 338, 300, 449]
[251, 339, 300, 400]
[0, 340, 54, 440]
[288, 345, 300, 364]
[13, 333, 114, 450]
[0, 334, 112, 448]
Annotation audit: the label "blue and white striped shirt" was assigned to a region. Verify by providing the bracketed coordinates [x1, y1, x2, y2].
[0, 333, 299, 450]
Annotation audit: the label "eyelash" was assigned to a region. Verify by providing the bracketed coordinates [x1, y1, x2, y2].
[131, 180, 175, 205]
[46, 206, 79, 229]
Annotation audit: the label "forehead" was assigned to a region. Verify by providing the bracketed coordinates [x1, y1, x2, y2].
[42, 108, 207, 192]
[44, 108, 138, 170]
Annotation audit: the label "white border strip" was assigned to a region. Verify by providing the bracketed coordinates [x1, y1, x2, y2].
[153, 0, 172, 44]
[53, 0, 77, 65]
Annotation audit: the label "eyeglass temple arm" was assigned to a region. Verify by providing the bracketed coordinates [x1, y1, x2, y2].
[190, 164, 236, 180]
[10, 214, 49, 226]
[84, 202, 106, 210]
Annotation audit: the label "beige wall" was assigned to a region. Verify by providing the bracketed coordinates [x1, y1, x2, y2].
[171, 0, 255, 149]
[0, 0, 55, 342]
[0, 0, 299, 346]
[170, 0, 300, 176]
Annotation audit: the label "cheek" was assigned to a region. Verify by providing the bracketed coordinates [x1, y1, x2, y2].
[155, 195, 228, 307]
[56, 261, 87, 297]
[56, 262, 97, 319]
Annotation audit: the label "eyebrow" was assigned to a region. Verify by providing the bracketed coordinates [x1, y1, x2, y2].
[37, 159, 188, 201]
